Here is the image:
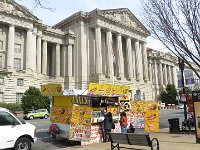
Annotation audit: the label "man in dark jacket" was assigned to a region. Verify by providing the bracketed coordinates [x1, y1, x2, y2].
[102, 111, 113, 142]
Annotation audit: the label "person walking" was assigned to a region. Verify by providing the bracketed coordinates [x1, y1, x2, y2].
[102, 111, 113, 142]
[120, 111, 128, 133]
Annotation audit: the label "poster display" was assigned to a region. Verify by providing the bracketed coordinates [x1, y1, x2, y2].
[130, 112, 144, 128]
[144, 102, 159, 132]
[69, 106, 93, 142]
[69, 123, 91, 142]
[128, 100, 159, 132]
[50, 107, 72, 124]
[70, 106, 92, 125]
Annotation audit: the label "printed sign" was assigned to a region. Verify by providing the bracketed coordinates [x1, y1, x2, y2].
[41, 84, 62, 95]
[87, 83, 130, 99]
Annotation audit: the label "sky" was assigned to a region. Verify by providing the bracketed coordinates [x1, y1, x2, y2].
[15, 0, 166, 51]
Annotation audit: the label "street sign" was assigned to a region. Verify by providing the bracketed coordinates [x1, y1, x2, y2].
[181, 94, 186, 102]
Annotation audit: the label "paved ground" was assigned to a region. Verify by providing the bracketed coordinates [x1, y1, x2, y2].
[56, 128, 200, 150]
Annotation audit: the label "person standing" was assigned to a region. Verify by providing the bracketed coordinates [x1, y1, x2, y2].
[102, 111, 113, 142]
[120, 111, 128, 133]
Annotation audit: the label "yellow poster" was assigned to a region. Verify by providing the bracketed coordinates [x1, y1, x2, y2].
[88, 83, 100, 95]
[88, 83, 130, 97]
[120, 86, 130, 100]
[130, 100, 146, 113]
[104, 84, 113, 95]
[144, 102, 159, 132]
[41, 84, 62, 95]
[145, 121, 159, 132]
[50, 106, 72, 124]
[71, 106, 92, 125]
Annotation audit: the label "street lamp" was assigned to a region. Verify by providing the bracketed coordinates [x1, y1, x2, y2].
[178, 57, 187, 121]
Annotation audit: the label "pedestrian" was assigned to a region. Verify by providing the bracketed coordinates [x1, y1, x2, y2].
[120, 111, 128, 133]
[101, 111, 113, 142]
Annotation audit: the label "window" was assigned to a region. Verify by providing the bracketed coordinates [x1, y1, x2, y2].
[0, 56, 2, 69]
[16, 93, 23, 104]
[17, 78, 24, 86]
[0, 77, 4, 85]
[14, 58, 21, 71]
[14, 43, 21, 53]
[15, 31, 22, 38]
[0, 40, 3, 50]
[0, 93, 3, 102]
[0, 27, 3, 35]
[0, 111, 20, 126]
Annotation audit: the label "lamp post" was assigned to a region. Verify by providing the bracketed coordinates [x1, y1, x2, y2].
[178, 57, 187, 121]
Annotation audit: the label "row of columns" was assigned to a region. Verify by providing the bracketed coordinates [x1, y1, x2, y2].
[94, 26, 149, 81]
[150, 59, 176, 85]
[6, 24, 73, 77]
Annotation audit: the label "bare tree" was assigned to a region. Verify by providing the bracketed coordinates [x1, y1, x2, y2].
[32, 0, 54, 11]
[142, 0, 200, 78]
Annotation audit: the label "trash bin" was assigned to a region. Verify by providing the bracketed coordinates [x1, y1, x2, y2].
[168, 118, 180, 133]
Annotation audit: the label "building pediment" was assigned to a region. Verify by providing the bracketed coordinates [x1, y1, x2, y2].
[93, 8, 150, 35]
[0, 0, 40, 22]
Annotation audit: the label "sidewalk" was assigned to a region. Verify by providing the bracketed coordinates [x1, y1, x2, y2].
[59, 128, 200, 150]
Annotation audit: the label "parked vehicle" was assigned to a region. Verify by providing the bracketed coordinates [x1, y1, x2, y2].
[24, 109, 49, 120]
[0, 107, 37, 150]
[177, 104, 184, 109]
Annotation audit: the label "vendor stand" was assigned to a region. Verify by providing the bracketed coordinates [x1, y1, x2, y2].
[41, 83, 124, 145]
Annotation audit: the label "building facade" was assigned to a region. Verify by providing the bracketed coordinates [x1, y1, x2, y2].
[0, 0, 154, 103]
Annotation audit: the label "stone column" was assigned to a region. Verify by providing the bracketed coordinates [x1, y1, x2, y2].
[95, 26, 102, 74]
[68, 44, 73, 77]
[148, 59, 152, 81]
[56, 43, 60, 77]
[142, 42, 148, 80]
[154, 59, 158, 84]
[163, 64, 168, 85]
[168, 65, 172, 84]
[106, 30, 113, 77]
[158, 62, 163, 85]
[52, 46, 56, 76]
[116, 33, 123, 77]
[126, 36, 133, 78]
[26, 29, 32, 70]
[61, 44, 67, 76]
[135, 39, 141, 80]
[42, 40, 47, 75]
[132, 45, 136, 79]
[7, 25, 15, 69]
[36, 36, 42, 73]
[172, 66, 178, 87]
[32, 28, 37, 71]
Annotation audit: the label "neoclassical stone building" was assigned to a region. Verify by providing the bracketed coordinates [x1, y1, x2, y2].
[1, 0, 185, 103]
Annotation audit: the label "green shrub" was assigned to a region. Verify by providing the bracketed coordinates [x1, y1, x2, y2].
[0, 102, 22, 112]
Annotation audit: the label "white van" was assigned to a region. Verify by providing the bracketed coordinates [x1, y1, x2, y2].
[0, 108, 37, 150]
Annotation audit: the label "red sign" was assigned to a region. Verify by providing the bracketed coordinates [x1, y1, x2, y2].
[187, 95, 193, 112]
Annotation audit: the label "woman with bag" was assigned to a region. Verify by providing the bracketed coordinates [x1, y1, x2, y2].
[101, 111, 113, 142]
[120, 111, 128, 133]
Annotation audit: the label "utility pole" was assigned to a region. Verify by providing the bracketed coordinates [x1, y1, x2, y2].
[178, 57, 187, 121]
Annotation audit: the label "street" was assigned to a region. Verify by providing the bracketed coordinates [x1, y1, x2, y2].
[24, 109, 189, 150]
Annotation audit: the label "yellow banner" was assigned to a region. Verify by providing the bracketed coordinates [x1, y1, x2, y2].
[41, 84, 62, 95]
[88, 83, 130, 99]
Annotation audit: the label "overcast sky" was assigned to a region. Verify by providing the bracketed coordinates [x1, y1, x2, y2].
[15, 0, 167, 51]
